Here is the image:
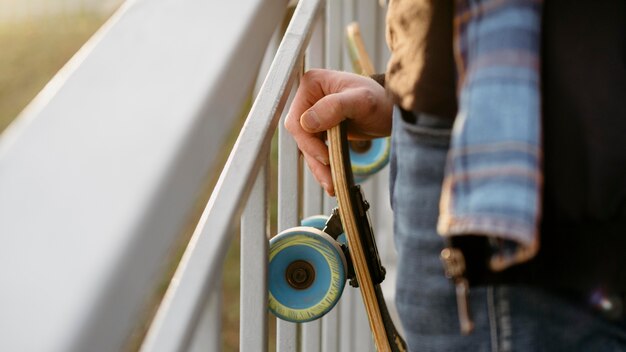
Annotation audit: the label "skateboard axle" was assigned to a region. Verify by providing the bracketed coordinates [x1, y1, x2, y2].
[349, 140, 372, 154]
[286, 260, 315, 290]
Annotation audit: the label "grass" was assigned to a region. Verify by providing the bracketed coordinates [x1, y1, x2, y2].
[0, 12, 113, 132]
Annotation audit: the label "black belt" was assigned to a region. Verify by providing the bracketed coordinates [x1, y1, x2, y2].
[449, 221, 626, 322]
[399, 107, 455, 129]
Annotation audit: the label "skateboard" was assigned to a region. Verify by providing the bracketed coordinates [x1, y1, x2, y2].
[268, 21, 404, 351]
[328, 123, 407, 352]
[346, 22, 390, 182]
[268, 122, 407, 352]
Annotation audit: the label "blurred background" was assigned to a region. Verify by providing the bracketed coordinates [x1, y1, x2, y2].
[0, 0, 124, 132]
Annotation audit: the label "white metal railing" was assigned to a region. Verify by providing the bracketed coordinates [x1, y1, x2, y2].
[141, 0, 323, 349]
[143, 0, 397, 351]
[0, 0, 286, 351]
[0, 0, 397, 350]
[141, 0, 323, 350]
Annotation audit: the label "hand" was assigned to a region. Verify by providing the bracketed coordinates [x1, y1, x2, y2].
[285, 69, 393, 196]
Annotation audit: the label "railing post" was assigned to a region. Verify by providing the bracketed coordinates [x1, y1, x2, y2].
[301, 4, 326, 352]
[325, 0, 342, 71]
[240, 161, 270, 352]
[277, 80, 301, 352]
[139, 0, 316, 348]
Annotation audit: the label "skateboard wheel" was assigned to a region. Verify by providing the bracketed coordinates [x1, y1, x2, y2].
[269, 226, 347, 322]
[301, 215, 328, 231]
[349, 137, 390, 181]
[301, 215, 347, 246]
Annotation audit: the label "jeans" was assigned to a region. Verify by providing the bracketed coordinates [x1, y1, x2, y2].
[389, 107, 626, 351]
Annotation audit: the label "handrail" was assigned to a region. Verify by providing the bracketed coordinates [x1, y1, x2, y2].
[140, 0, 323, 350]
[0, 1, 286, 351]
[0, 0, 397, 350]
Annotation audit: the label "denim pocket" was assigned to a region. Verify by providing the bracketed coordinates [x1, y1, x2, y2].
[390, 108, 465, 348]
[389, 106, 453, 213]
[395, 107, 453, 147]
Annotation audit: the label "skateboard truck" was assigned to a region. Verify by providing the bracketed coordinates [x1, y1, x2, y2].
[351, 185, 386, 286]
[323, 195, 387, 289]
[321, 208, 344, 241]
[322, 209, 357, 287]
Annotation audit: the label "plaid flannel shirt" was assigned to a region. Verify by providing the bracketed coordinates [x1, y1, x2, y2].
[437, 0, 544, 270]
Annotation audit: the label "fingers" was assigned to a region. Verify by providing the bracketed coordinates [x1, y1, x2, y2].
[302, 152, 334, 197]
[292, 130, 329, 169]
[283, 68, 392, 194]
[288, 128, 334, 196]
[285, 69, 329, 137]
[300, 88, 381, 138]
[285, 109, 334, 195]
[285, 88, 383, 168]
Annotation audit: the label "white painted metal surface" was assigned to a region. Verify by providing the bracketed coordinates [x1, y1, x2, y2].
[240, 163, 269, 352]
[239, 21, 279, 352]
[0, 0, 285, 351]
[0, 0, 398, 350]
[141, 0, 321, 351]
[325, 0, 343, 71]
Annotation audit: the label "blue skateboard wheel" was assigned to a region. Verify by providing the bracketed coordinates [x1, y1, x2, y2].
[349, 137, 390, 181]
[301, 215, 328, 231]
[269, 226, 347, 322]
[301, 215, 347, 246]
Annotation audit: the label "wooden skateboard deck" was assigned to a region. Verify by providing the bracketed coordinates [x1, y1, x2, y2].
[328, 123, 407, 352]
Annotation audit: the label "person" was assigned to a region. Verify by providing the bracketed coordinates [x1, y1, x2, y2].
[286, 0, 626, 351]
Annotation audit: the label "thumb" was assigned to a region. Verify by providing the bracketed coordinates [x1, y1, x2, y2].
[300, 88, 376, 134]
[299, 91, 353, 133]
[300, 109, 322, 132]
